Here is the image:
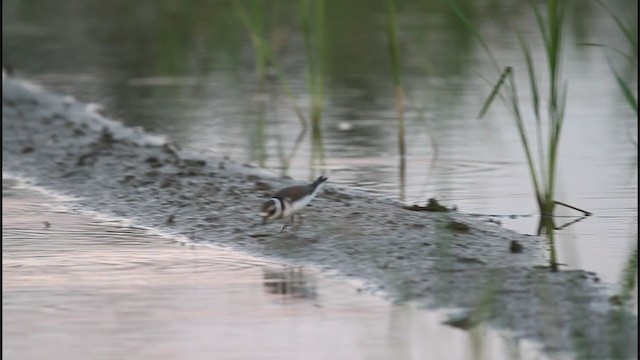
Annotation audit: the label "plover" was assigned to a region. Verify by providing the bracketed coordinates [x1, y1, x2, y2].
[260, 176, 328, 232]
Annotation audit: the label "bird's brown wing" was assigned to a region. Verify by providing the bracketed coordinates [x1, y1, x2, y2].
[273, 185, 312, 202]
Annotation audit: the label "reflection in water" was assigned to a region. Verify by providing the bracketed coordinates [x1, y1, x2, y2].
[262, 266, 317, 300]
[537, 215, 559, 271]
[249, 94, 268, 168]
[537, 200, 594, 271]
[277, 123, 307, 176]
[310, 123, 325, 180]
[399, 155, 406, 201]
[393, 83, 406, 201]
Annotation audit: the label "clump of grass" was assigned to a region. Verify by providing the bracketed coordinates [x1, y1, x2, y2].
[450, 0, 568, 218]
[403, 197, 452, 212]
[449, 0, 570, 271]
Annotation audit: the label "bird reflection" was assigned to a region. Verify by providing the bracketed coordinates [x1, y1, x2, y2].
[262, 266, 317, 300]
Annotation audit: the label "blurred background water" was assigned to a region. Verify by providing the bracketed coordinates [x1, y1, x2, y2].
[2, 0, 636, 293]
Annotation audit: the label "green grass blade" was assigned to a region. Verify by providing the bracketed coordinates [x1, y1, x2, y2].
[385, 0, 401, 86]
[580, 43, 637, 62]
[558, 81, 569, 130]
[506, 71, 543, 207]
[298, 0, 313, 91]
[314, 0, 326, 113]
[478, 67, 512, 119]
[608, 59, 638, 114]
[531, 1, 550, 57]
[472, 69, 509, 105]
[518, 31, 541, 122]
[545, 0, 565, 116]
[384, 0, 406, 162]
[594, 0, 638, 57]
[298, 0, 325, 125]
[517, 31, 547, 191]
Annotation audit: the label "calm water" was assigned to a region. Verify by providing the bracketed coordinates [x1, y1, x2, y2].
[2, 177, 549, 360]
[2, 0, 637, 288]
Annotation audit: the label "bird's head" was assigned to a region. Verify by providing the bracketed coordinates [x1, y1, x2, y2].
[260, 199, 279, 224]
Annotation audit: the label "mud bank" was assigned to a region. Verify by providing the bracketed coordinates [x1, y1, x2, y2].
[2, 75, 636, 358]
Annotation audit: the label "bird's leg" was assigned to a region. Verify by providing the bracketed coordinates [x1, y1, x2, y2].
[280, 215, 295, 233]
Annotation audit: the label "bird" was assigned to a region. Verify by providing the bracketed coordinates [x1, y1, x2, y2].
[260, 176, 328, 233]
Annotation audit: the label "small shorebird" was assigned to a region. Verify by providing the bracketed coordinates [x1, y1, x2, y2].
[260, 176, 328, 233]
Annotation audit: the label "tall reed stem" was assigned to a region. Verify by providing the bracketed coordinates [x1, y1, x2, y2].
[386, 0, 406, 161]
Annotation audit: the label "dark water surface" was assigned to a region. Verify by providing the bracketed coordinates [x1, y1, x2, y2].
[2, 0, 637, 289]
[2, 177, 550, 360]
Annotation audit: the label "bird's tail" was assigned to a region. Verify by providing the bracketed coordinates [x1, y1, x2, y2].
[311, 176, 328, 190]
